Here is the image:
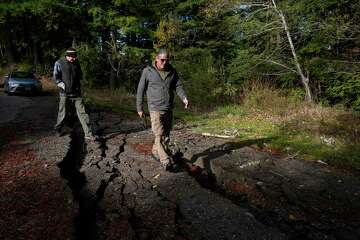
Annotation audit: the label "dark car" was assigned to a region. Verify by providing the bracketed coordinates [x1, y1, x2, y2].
[4, 71, 42, 95]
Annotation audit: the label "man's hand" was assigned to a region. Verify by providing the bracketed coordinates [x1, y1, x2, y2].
[57, 82, 65, 91]
[138, 111, 145, 118]
[183, 98, 189, 109]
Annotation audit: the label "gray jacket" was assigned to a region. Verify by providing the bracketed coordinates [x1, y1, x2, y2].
[136, 64, 187, 112]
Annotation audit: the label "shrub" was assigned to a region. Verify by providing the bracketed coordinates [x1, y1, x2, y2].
[122, 46, 152, 93]
[34, 64, 52, 77]
[308, 58, 360, 111]
[16, 63, 33, 72]
[325, 72, 360, 111]
[77, 43, 109, 88]
[172, 47, 220, 107]
[241, 80, 304, 119]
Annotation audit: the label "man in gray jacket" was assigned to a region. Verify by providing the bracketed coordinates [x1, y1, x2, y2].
[137, 49, 189, 170]
[53, 48, 95, 141]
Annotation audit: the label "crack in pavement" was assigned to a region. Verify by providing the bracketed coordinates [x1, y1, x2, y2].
[57, 130, 97, 240]
[56, 119, 126, 240]
[4, 95, 359, 240]
[57, 116, 289, 240]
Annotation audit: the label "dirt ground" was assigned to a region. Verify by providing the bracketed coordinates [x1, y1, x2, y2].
[0, 91, 359, 240]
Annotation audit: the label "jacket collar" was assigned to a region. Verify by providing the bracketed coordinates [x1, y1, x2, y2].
[151, 61, 174, 73]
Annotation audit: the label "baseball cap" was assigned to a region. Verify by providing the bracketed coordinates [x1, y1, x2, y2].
[65, 48, 77, 57]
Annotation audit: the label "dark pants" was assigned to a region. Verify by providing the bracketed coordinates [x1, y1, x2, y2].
[55, 96, 92, 137]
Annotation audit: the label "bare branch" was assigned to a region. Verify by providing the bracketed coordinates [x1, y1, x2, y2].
[262, 59, 298, 73]
[245, 27, 283, 37]
[262, 20, 282, 29]
[242, 6, 272, 21]
[327, 60, 360, 64]
[271, 0, 313, 101]
[257, 71, 293, 76]
[107, 54, 117, 72]
[239, 1, 271, 8]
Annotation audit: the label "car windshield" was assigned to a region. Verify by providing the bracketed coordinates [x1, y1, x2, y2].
[11, 72, 35, 79]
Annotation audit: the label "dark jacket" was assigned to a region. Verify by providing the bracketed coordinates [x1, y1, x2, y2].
[136, 64, 187, 112]
[53, 58, 82, 97]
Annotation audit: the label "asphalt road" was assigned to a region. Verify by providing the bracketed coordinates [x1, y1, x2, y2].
[0, 89, 75, 240]
[1, 89, 359, 240]
[0, 90, 33, 123]
[0, 89, 285, 240]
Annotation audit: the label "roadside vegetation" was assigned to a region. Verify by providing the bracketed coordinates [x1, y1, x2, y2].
[83, 87, 136, 119]
[190, 82, 360, 169]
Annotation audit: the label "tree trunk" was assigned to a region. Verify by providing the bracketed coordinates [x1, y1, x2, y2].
[4, 34, 15, 65]
[0, 42, 5, 58]
[33, 40, 39, 65]
[110, 67, 116, 89]
[271, 0, 313, 102]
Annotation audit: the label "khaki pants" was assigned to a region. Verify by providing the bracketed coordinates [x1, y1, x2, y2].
[150, 110, 173, 163]
[55, 96, 92, 137]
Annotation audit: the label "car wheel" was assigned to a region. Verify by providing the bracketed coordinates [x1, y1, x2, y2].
[7, 92, 12, 96]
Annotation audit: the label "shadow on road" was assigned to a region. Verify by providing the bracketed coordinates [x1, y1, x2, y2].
[57, 130, 99, 240]
[188, 137, 276, 176]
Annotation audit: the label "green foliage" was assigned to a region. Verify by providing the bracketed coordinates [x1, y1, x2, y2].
[77, 43, 109, 88]
[154, 14, 180, 50]
[307, 57, 360, 110]
[0, 0, 88, 66]
[34, 64, 52, 76]
[352, 97, 360, 112]
[121, 46, 151, 91]
[172, 47, 219, 106]
[0, 0, 359, 112]
[3, 0, 359, 168]
[212, 83, 241, 103]
[326, 72, 360, 109]
[16, 63, 33, 72]
[227, 49, 261, 85]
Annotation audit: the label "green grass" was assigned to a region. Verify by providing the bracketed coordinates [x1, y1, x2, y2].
[185, 106, 360, 168]
[83, 88, 138, 119]
[178, 90, 360, 169]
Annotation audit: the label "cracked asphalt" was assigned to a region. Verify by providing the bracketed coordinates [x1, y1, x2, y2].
[1, 91, 360, 240]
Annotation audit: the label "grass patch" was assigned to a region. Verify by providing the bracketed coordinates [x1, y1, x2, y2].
[183, 84, 360, 169]
[200, 108, 278, 140]
[83, 88, 137, 118]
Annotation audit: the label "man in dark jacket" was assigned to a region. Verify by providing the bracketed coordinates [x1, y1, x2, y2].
[53, 48, 95, 140]
[136, 49, 189, 170]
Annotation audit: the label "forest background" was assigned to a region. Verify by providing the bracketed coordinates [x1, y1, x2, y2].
[1, 0, 359, 167]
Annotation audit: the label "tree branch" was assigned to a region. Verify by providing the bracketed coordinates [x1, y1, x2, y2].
[262, 59, 298, 73]
[246, 27, 283, 37]
[242, 6, 271, 21]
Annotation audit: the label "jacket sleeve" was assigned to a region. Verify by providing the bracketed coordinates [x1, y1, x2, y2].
[174, 71, 187, 101]
[53, 61, 62, 84]
[136, 69, 148, 112]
